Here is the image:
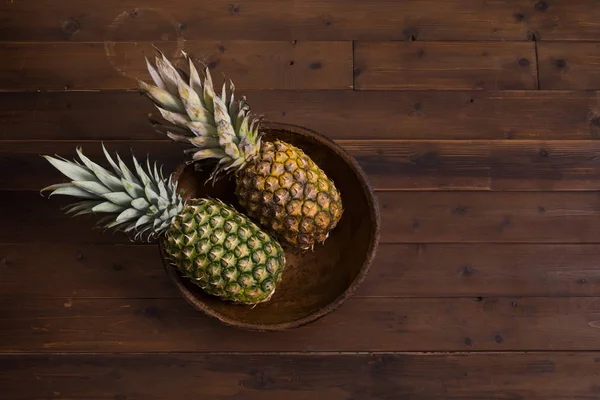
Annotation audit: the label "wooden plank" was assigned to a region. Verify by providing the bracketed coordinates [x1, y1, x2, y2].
[354, 42, 538, 90]
[6, 191, 600, 244]
[358, 244, 600, 297]
[342, 140, 491, 190]
[0, 352, 598, 400]
[5, 90, 600, 141]
[0, 244, 177, 298]
[0, 191, 127, 244]
[528, 0, 600, 41]
[0, 0, 531, 42]
[4, 243, 600, 298]
[7, 140, 600, 191]
[489, 140, 600, 191]
[346, 140, 600, 191]
[378, 191, 600, 244]
[0, 41, 352, 91]
[3, 297, 600, 351]
[0, 91, 157, 141]
[538, 42, 600, 90]
[5, 1, 600, 43]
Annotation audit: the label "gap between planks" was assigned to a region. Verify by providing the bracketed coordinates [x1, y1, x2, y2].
[0, 350, 596, 356]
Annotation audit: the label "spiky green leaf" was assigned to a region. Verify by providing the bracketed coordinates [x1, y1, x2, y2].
[156, 175, 170, 201]
[43, 156, 95, 181]
[131, 155, 154, 189]
[72, 180, 111, 196]
[121, 178, 144, 199]
[102, 144, 125, 178]
[166, 132, 193, 144]
[145, 55, 167, 90]
[188, 57, 203, 95]
[144, 186, 161, 205]
[102, 192, 132, 207]
[46, 185, 98, 199]
[139, 79, 185, 113]
[64, 200, 103, 214]
[177, 79, 212, 123]
[155, 53, 181, 96]
[189, 136, 219, 148]
[191, 148, 228, 161]
[116, 208, 143, 223]
[228, 80, 237, 117]
[187, 121, 218, 137]
[116, 153, 141, 187]
[151, 121, 193, 138]
[131, 197, 150, 210]
[135, 214, 153, 229]
[157, 106, 190, 127]
[92, 201, 124, 213]
[203, 67, 215, 112]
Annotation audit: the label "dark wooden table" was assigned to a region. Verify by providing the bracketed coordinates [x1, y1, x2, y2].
[3, 1, 600, 398]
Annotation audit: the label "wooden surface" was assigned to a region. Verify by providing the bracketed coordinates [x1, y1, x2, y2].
[354, 42, 538, 90]
[2, 353, 598, 400]
[3, 0, 600, 398]
[538, 42, 600, 89]
[0, 41, 353, 90]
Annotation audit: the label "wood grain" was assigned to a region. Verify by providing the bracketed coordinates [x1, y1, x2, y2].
[344, 140, 491, 190]
[359, 244, 600, 297]
[4, 243, 600, 298]
[3, 297, 600, 351]
[7, 191, 600, 244]
[0, 191, 124, 244]
[527, 0, 600, 41]
[354, 42, 538, 90]
[0, 41, 352, 91]
[5, 90, 600, 141]
[0, 0, 531, 42]
[0, 244, 176, 298]
[6, 140, 600, 191]
[378, 191, 600, 244]
[1, 352, 598, 400]
[0, 91, 157, 140]
[8, 0, 600, 42]
[538, 42, 600, 90]
[489, 140, 600, 190]
[346, 140, 600, 191]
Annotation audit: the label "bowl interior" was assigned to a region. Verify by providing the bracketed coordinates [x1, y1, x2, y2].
[163, 123, 379, 329]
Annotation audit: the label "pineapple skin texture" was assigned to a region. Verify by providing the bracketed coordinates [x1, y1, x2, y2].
[235, 140, 343, 249]
[163, 198, 286, 304]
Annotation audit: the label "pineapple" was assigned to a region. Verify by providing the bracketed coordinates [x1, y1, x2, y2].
[138, 49, 343, 250]
[41, 145, 286, 304]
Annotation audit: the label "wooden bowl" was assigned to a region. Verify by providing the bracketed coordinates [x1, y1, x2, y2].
[159, 122, 381, 331]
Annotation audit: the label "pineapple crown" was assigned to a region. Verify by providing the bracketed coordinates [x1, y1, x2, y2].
[139, 48, 263, 182]
[41, 145, 185, 241]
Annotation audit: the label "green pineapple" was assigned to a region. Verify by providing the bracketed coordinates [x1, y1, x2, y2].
[41, 145, 286, 304]
[138, 49, 343, 250]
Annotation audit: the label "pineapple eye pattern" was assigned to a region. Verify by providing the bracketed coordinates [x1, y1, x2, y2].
[234, 140, 343, 249]
[167, 199, 285, 303]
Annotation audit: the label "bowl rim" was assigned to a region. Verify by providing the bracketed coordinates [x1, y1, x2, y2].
[159, 121, 381, 331]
